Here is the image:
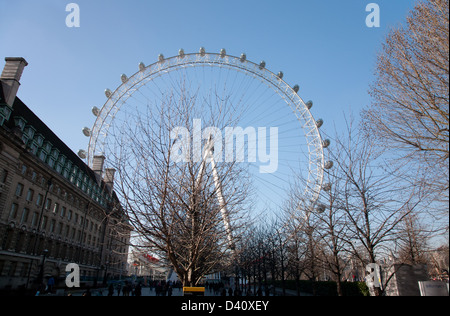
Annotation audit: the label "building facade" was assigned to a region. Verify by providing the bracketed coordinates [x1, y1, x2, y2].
[0, 57, 131, 293]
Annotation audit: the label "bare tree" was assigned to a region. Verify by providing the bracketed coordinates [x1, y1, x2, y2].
[395, 210, 429, 265]
[332, 117, 426, 296]
[364, 0, 449, 208]
[106, 86, 251, 286]
[313, 165, 350, 296]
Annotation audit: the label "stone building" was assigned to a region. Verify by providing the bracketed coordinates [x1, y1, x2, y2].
[0, 57, 131, 293]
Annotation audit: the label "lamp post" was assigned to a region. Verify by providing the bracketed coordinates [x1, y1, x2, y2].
[37, 249, 49, 292]
[25, 178, 53, 292]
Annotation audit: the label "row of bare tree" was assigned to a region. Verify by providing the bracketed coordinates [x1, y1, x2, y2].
[235, 0, 449, 296]
[235, 115, 447, 296]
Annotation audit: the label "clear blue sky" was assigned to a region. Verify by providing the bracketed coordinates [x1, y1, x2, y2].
[0, 0, 417, 158]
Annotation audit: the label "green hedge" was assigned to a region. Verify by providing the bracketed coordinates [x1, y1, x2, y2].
[275, 280, 370, 296]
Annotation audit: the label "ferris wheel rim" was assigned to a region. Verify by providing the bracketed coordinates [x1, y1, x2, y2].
[86, 49, 328, 206]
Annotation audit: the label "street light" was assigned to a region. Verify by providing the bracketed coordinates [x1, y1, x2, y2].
[25, 178, 52, 292]
[37, 249, 49, 290]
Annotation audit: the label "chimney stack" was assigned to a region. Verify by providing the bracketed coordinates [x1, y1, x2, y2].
[104, 168, 116, 192]
[1, 57, 28, 107]
[92, 155, 106, 183]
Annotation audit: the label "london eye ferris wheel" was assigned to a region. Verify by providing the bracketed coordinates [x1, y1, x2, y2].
[79, 48, 333, 238]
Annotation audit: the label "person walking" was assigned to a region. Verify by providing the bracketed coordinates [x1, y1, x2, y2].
[47, 276, 55, 294]
[108, 284, 114, 296]
[135, 283, 142, 297]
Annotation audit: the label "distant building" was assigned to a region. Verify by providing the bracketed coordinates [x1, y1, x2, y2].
[0, 57, 132, 293]
[128, 248, 168, 282]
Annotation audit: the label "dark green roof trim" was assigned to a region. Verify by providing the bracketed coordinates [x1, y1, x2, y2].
[1, 89, 114, 207]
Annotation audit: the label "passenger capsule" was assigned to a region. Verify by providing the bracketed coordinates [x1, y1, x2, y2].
[78, 150, 87, 159]
[91, 106, 100, 117]
[316, 119, 324, 128]
[82, 127, 91, 137]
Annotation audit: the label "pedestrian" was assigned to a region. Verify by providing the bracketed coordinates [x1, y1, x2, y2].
[47, 276, 55, 294]
[108, 284, 114, 296]
[168, 285, 173, 297]
[135, 283, 142, 297]
[228, 288, 233, 297]
[156, 283, 162, 296]
[123, 282, 130, 296]
[83, 287, 92, 297]
[116, 283, 122, 296]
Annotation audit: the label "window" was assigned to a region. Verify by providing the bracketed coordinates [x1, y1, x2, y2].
[70, 166, 78, 183]
[14, 116, 26, 130]
[38, 150, 48, 162]
[36, 194, 43, 207]
[63, 168, 70, 179]
[49, 219, 56, 233]
[55, 163, 63, 174]
[1, 169, 8, 184]
[34, 134, 44, 147]
[29, 142, 39, 155]
[31, 212, 39, 227]
[41, 216, 48, 230]
[57, 222, 63, 235]
[9, 203, 18, 219]
[52, 203, 59, 215]
[26, 189, 34, 202]
[15, 183, 24, 197]
[61, 206, 66, 218]
[68, 210, 73, 222]
[20, 208, 30, 224]
[48, 158, 55, 169]
[45, 198, 52, 211]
